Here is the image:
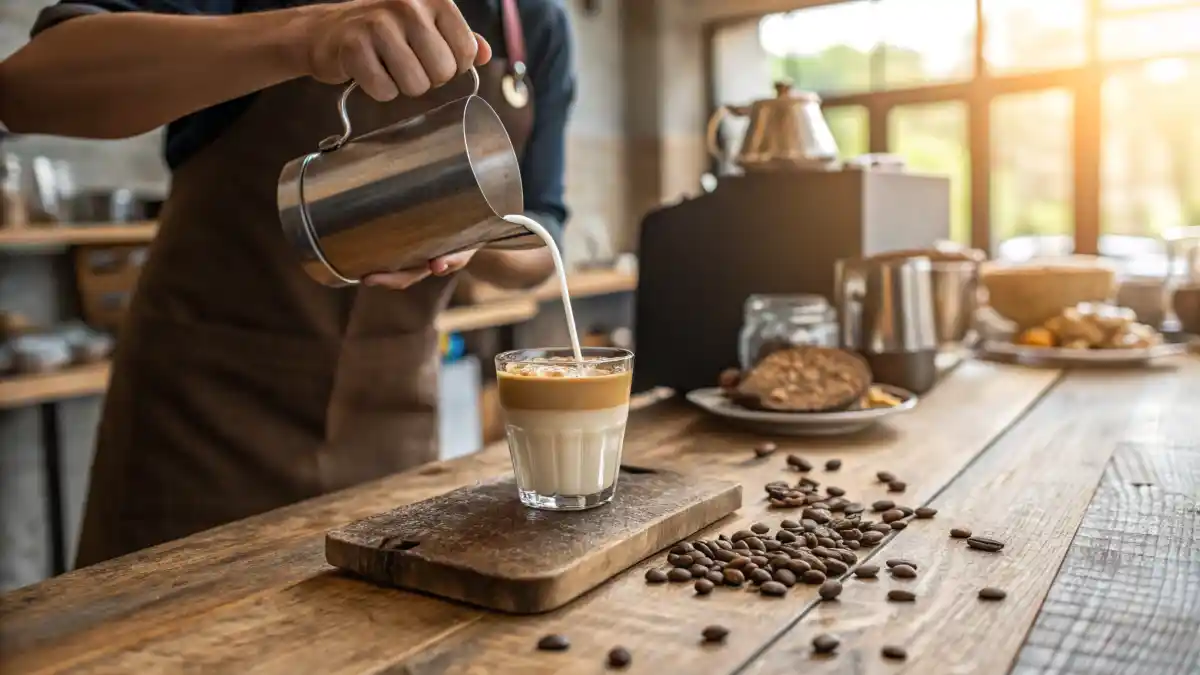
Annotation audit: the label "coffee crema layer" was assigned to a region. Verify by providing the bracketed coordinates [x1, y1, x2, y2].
[497, 370, 632, 411]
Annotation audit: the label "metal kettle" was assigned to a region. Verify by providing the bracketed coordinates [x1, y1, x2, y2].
[706, 81, 840, 172]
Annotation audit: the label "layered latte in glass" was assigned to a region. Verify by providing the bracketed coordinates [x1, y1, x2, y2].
[495, 347, 634, 510]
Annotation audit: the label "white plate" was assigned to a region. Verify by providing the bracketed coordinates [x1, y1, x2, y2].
[685, 385, 918, 437]
[981, 340, 1187, 366]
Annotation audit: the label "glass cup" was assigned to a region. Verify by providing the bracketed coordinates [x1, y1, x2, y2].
[495, 347, 634, 510]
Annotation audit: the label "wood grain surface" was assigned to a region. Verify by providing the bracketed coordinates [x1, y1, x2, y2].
[0, 361, 1060, 674]
[1012, 439, 1200, 675]
[741, 359, 1200, 675]
[326, 470, 741, 613]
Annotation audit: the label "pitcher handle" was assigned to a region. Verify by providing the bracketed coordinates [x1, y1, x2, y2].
[318, 66, 482, 152]
[705, 105, 730, 162]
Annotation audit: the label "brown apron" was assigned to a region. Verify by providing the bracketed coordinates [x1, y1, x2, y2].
[75, 62, 533, 568]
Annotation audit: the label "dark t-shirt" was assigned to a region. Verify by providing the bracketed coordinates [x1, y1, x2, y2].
[31, 0, 575, 227]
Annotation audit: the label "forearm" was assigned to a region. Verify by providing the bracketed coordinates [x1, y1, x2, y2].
[467, 248, 555, 290]
[0, 9, 314, 138]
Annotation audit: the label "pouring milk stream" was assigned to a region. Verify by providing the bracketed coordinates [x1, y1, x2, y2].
[502, 214, 584, 363]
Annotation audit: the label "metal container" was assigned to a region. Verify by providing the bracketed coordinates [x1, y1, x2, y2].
[706, 81, 839, 173]
[278, 68, 533, 287]
[835, 256, 939, 394]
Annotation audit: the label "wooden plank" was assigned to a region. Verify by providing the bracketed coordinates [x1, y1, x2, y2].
[0, 362, 1058, 674]
[741, 357, 1200, 675]
[1012, 440, 1200, 675]
[457, 269, 637, 305]
[326, 471, 742, 613]
[0, 361, 111, 409]
[0, 224, 157, 248]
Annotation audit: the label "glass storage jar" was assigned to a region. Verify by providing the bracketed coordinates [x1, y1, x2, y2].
[738, 294, 838, 369]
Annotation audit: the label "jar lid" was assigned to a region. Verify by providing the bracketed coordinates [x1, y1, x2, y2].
[746, 294, 830, 313]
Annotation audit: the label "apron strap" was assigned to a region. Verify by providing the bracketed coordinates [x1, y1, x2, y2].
[500, 0, 527, 81]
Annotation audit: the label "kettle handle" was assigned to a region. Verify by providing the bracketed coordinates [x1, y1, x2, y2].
[318, 66, 482, 153]
[705, 106, 731, 162]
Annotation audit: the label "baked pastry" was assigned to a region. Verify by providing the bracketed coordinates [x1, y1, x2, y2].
[733, 346, 872, 413]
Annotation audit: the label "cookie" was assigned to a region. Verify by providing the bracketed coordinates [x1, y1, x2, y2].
[733, 346, 871, 413]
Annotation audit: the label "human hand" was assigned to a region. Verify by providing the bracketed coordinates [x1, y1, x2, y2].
[362, 249, 476, 289]
[302, 0, 492, 101]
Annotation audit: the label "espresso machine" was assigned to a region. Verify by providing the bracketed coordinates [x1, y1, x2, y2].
[632, 84, 951, 394]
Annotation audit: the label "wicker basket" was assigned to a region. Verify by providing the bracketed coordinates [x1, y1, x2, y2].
[981, 256, 1116, 329]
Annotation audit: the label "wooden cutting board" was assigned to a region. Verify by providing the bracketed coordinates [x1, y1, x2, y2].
[325, 467, 742, 614]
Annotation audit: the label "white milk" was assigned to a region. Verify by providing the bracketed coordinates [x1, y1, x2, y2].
[502, 214, 583, 362]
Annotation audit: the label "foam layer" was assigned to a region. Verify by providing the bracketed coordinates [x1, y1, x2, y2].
[503, 404, 629, 496]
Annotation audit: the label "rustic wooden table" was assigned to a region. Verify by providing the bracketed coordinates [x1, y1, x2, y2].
[2, 358, 1197, 675]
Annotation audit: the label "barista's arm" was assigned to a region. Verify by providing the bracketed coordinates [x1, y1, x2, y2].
[0, 0, 490, 138]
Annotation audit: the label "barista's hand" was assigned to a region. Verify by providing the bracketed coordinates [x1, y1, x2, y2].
[362, 250, 476, 289]
[303, 0, 492, 102]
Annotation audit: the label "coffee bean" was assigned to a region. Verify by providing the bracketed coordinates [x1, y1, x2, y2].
[645, 568, 668, 583]
[786, 560, 811, 575]
[877, 471, 896, 483]
[731, 529, 755, 542]
[750, 568, 772, 585]
[915, 506, 938, 519]
[787, 454, 814, 471]
[826, 498, 849, 512]
[754, 442, 777, 458]
[671, 542, 695, 555]
[801, 519, 818, 531]
[872, 500, 895, 512]
[694, 578, 715, 595]
[887, 589, 916, 602]
[812, 634, 840, 654]
[727, 556, 749, 569]
[881, 645, 907, 660]
[826, 486, 846, 497]
[780, 519, 800, 530]
[898, 506, 914, 517]
[607, 646, 632, 668]
[861, 531, 885, 546]
[890, 521, 908, 531]
[537, 634, 570, 651]
[760, 580, 788, 597]
[825, 458, 842, 471]
[750, 522, 770, 535]
[668, 568, 693, 582]
[881, 509, 905, 523]
[690, 564, 709, 578]
[693, 556, 714, 567]
[890, 564, 917, 579]
[817, 536, 836, 548]
[768, 554, 790, 569]
[839, 550, 859, 565]
[950, 527, 972, 539]
[823, 559, 849, 576]
[775, 530, 797, 544]
[818, 579, 843, 600]
[979, 587, 1007, 601]
[854, 564, 880, 578]
[733, 540, 750, 551]
[764, 540, 782, 552]
[967, 536, 1005, 552]
[804, 533, 820, 548]
[803, 569, 827, 584]
[748, 554, 767, 566]
[713, 549, 738, 563]
[723, 569, 745, 586]
[888, 480, 907, 493]
[886, 558, 917, 569]
[773, 568, 797, 587]
[668, 554, 690, 567]
[871, 523, 894, 534]
[845, 540, 861, 550]
[701, 625, 729, 643]
[746, 537, 767, 552]
[743, 564, 760, 576]
[715, 539, 734, 550]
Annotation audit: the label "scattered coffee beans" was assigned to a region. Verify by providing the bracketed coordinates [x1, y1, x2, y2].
[750, 569, 773, 585]
[915, 506, 938, 519]
[668, 568, 693, 582]
[854, 564, 880, 578]
[818, 580, 843, 600]
[537, 634, 570, 651]
[967, 536, 1005, 552]
[761, 581, 788, 597]
[695, 579, 715, 595]
[979, 587, 1007, 601]
[872, 500, 895, 512]
[886, 559, 918, 569]
[723, 569, 746, 586]
[881, 509, 905, 523]
[645, 568, 668, 583]
[607, 646, 632, 668]
[751, 522, 770, 535]
[754, 442, 777, 458]
[881, 645, 908, 660]
[787, 454, 814, 471]
[890, 564, 917, 579]
[825, 459, 842, 471]
[876, 471, 896, 482]
[702, 625, 729, 643]
[888, 480, 907, 493]
[887, 589, 916, 602]
[706, 570, 724, 585]
[803, 569, 827, 585]
[950, 527, 972, 539]
[826, 486, 846, 497]
[812, 634, 840, 654]
[890, 521, 908, 531]
[773, 568, 797, 586]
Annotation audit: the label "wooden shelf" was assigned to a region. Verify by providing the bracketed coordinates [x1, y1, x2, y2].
[461, 268, 638, 305]
[0, 223, 158, 248]
[435, 298, 540, 333]
[0, 361, 111, 409]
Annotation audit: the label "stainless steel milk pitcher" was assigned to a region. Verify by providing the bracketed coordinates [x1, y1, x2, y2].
[278, 68, 532, 287]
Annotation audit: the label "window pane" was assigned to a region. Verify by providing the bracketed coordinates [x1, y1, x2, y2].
[877, 0, 975, 88]
[991, 90, 1074, 260]
[1102, 0, 1199, 11]
[759, 1, 874, 95]
[887, 103, 971, 244]
[824, 106, 869, 159]
[982, 0, 1087, 75]
[1102, 60, 1200, 248]
[1099, 7, 1200, 60]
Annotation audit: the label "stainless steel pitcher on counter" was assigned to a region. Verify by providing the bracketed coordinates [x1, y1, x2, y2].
[835, 256, 940, 394]
[277, 68, 534, 287]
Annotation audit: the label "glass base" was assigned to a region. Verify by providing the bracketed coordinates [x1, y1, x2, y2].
[518, 483, 616, 511]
